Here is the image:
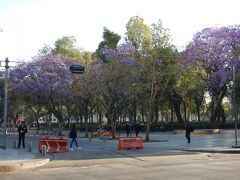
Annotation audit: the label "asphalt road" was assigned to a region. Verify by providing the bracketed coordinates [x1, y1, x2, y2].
[1, 130, 240, 179]
[2, 153, 240, 180]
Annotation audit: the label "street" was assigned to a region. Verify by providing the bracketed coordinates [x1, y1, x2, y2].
[2, 153, 240, 180]
[1, 130, 240, 179]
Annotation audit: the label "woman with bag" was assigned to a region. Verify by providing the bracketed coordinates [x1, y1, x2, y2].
[69, 124, 81, 151]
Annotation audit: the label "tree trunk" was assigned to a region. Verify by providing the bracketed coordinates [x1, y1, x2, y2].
[170, 100, 174, 124]
[37, 119, 40, 134]
[51, 110, 64, 136]
[98, 112, 102, 124]
[211, 97, 215, 125]
[173, 99, 184, 124]
[78, 107, 83, 125]
[141, 103, 145, 122]
[145, 99, 154, 142]
[197, 104, 201, 128]
[220, 104, 226, 125]
[183, 101, 187, 122]
[194, 96, 202, 129]
[155, 101, 159, 124]
[58, 121, 63, 136]
[47, 114, 51, 134]
[111, 119, 116, 139]
[67, 118, 70, 130]
[84, 114, 88, 138]
[133, 98, 137, 124]
[105, 112, 117, 139]
[211, 86, 227, 128]
[84, 101, 89, 138]
[90, 109, 93, 123]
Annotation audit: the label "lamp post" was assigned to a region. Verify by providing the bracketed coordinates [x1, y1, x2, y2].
[2, 57, 9, 149]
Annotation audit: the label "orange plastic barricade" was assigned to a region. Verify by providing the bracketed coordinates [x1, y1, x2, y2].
[118, 136, 144, 150]
[38, 136, 68, 153]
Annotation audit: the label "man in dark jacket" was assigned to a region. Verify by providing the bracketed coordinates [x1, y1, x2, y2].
[69, 124, 81, 150]
[185, 122, 193, 143]
[125, 122, 130, 137]
[17, 121, 28, 148]
[135, 122, 140, 137]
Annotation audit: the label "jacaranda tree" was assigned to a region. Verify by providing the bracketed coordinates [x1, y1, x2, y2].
[185, 25, 240, 126]
[98, 43, 137, 138]
[9, 54, 75, 134]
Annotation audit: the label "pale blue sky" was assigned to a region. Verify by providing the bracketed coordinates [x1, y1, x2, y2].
[0, 0, 240, 61]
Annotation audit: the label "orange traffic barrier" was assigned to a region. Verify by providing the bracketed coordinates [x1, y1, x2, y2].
[38, 136, 68, 153]
[118, 136, 144, 150]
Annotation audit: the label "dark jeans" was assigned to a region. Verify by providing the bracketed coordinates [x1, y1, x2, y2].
[70, 138, 78, 148]
[18, 133, 25, 148]
[185, 134, 191, 143]
[136, 131, 139, 137]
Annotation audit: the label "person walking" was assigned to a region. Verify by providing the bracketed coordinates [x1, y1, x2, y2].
[135, 122, 140, 137]
[125, 122, 130, 137]
[69, 124, 81, 150]
[17, 121, 28, 148]
[185, 121, 193, 143]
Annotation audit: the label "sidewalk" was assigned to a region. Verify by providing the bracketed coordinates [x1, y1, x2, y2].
[0, 148, 50, 173]
[1, 130, 240, 173]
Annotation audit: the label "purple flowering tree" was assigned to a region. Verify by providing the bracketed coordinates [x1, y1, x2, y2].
[98, 43, 137, 138]
[72, 62, 102, 137]
[185, 25, 240, 126]
[9, 54, 74, 134]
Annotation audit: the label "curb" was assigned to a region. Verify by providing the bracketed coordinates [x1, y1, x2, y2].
[173, 129, 221, 134]
[175, 148, 240, 154]
[0, 158, 50, 173]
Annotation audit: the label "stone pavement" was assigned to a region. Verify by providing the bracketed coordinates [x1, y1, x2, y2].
[1, 129, 240, 173]
[0, 148, 50, 172]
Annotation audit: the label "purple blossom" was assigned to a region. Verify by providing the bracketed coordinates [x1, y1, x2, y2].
[185, 25, 240, 88]
[100, 43, 136, 65]
[9, 54, 75, 101]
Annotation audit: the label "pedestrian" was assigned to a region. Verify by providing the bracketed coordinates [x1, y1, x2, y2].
[69, 124, 81, 150]
[135, 122, 140, 137]
[125, 122, 130, 137]
[185, 121, 194, 143]
[17, 120, 28, 148]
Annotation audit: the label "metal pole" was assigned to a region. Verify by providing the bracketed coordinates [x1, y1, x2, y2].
[2, 57, 9, 149]
[233, 65, 238, 147]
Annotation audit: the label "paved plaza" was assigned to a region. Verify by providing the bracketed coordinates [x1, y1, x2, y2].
[1, 130, 240, 179]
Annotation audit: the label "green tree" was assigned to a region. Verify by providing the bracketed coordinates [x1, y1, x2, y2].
[38, 44, 52, 55]
[127, 18, 179, 141]
[95, 27, 121, 62]
[125, 15, 151, 54]
[51, 35, 93, 66]
[52, 36, 79, 57]
[177, 65, 206, 125]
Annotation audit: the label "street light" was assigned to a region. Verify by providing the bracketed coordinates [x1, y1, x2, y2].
[0, 58, 23, 149]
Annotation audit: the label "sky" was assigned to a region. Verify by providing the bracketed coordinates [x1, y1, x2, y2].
[0, 0, 240, 61]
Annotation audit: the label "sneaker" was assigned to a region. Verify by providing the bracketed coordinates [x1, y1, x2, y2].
[77, 147, 82, 150]
[70, 148, 74, 151]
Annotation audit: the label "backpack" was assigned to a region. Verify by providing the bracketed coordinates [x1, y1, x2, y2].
[68, 131, 74, 138]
